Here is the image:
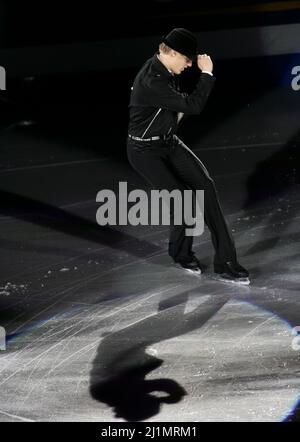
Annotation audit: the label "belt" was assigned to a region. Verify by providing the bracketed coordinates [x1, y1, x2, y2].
[128, 134, 173, 142]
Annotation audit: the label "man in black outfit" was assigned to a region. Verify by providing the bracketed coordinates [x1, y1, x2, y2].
[127, 28, 249, 283]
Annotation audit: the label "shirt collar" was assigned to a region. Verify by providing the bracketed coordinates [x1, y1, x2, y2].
[152, 52, 174, 78]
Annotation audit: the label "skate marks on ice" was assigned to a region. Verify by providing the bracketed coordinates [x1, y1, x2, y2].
[89, 286, 299, 422]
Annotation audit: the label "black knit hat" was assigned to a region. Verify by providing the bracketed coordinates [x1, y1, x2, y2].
[162, 28, 198, 61]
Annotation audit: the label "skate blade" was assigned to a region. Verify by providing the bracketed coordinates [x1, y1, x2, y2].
[212, 275, 250, 285]
[185, 268, 202, 276]
[176, 265, 202, 276]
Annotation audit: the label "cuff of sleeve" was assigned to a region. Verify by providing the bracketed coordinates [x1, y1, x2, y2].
[202, 70, 213, 76]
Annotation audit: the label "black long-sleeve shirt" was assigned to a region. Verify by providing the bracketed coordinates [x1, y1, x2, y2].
[128, 53, 216, 139]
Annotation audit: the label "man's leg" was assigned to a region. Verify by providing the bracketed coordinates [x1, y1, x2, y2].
[169, 136, 249, 280]
[127, 142, 194, 264]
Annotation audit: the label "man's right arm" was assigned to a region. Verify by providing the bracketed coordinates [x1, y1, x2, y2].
[144, 54, 215, 115]
[145, 72, 215, 115]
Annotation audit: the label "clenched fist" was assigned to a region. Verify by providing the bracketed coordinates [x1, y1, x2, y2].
[197, 54, 213, 73]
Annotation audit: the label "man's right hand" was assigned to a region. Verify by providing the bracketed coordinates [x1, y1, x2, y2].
[197, 54, 213, 74]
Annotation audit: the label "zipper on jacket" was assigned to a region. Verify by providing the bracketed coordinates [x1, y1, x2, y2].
[141, 108, 162, 139]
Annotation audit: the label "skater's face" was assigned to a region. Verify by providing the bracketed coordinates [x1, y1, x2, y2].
[169, 50, 193, 75]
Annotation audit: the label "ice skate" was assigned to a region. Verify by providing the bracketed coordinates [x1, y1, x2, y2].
[177, 256, 202, 275]
[213, 261, 250, 285]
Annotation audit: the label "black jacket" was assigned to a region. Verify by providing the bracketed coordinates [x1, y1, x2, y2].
[128, 53, 216, 138]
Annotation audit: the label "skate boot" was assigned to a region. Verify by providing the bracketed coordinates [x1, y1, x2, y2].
[214, 261, 250, 285]
[177, 256, 202, 275]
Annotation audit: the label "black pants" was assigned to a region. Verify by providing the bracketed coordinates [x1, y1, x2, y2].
[127, 135, 237, 264]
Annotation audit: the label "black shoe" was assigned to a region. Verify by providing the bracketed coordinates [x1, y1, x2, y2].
[178, 256, 202, 275]
[214, 261, 249, 282]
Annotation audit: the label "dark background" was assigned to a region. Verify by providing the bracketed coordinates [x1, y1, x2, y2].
[0, 0, 299, 173]
[1, 0, 300, 47]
